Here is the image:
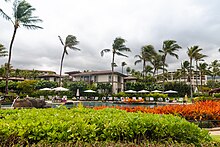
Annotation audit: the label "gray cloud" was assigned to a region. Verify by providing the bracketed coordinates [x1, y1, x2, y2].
[0, 0, 220, 74]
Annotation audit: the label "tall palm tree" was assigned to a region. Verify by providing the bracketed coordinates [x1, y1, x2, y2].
[187, 45, 202, 98]
[194, 52, 207, 89]
[197, 62, 208, 93]
[0, 0, 43, 94]
[134, 45, 155, 80]
[100, 37, 131, 93]
[58, 35, 80, 86]
[121, 61, 126, 74]
[159, 40, 181, 91]
[181, 61, 190, 83]
[0, 44, 7, 57]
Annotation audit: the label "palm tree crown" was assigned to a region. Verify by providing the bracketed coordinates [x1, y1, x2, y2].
[0, 44, 7, 57]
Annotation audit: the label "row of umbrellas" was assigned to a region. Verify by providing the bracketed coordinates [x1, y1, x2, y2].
[125, 89, 178, 94]
[40, 87, 97, 93]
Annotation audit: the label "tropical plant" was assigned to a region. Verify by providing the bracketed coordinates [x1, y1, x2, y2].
[159, 40, 181, 91]
[187, 46, 202, 98]
[208, 60, 220, 81]
[58, 35, 80, 86]
[0, 44, 7, 57]
[181, 61, 190, 83]
[121, 61, 126, 74]
[134, 45, 155, 80]
[126, 66, 131, 75]
[100, 37, 131, 93]
[0, 0, 43, 94]
[197, 62, 208, 93]
[150, 53, 164, 81]
[194, 52, 207, 89]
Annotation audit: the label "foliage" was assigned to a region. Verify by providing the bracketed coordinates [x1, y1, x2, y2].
[67, 81, 88, 95]
[207, 80, 220, 88]
[17, 80, 38, 95]
[164, 82, 190, 97]
[34, 80, 58, 90]
[0, 108, 211, 146]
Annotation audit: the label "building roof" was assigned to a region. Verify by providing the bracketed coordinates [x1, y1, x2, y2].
[124, 76, 138, 80]
[67, 70, 127, 77]
[38, 74, 61, 78]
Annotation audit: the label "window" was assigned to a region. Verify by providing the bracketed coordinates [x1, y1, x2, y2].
[108, 75, 111, 82]
[94, 76, 97, 82]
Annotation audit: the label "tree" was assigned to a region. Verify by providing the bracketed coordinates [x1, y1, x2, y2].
[134, 45, 155, 80]
[197, 62, 208, 93]
[194, 52, 207, 89]
[0, 44, 7, 57]
[208, 60, 220, 82]
[187, 45, 202, 98]
[100, 37, 131, 93]
[0, 0, 43, 94]
[181, 61, 190, 83]
[126, 67, 131, 75]
[121, 61, 126, 74]
[150, 53, 164, 81]
[58, 35, 80, 86]
[159, 40, 181, 91]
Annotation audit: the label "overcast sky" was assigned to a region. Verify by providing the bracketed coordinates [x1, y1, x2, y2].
[0, 0, 220, 74]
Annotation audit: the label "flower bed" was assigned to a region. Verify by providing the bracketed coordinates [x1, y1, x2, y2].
[0, 107, 211, 146]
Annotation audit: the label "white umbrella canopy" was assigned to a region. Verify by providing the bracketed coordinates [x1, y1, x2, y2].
[39, 88, 53, 91]
[151, 90, 162, 93]
[164, 90, 178, 94]
[125, 90, 137, 93]
[84, 89, 96, 93]
[53, 87, 69, 91]
[138, 90, 150, 93]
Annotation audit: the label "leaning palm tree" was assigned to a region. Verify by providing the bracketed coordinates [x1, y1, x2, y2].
[101, 37, 131, 93]
[121, 61, 127, 74]
[0, 44, 7, 57]
[187, 45, 202, 99]
[181, 61, 190, 83]
[0, 0, 43, 94]
[134, 45, 155, 80]
[159, 40, 181, 90]
[58, 35, 80, 86]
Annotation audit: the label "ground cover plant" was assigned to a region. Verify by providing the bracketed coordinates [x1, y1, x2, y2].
[94, 100, 220, 128]
[0, 107, 212, 146]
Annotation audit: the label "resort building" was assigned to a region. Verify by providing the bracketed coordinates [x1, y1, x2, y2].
[37, 74, 60, 82]
[65, 70, 127, 93]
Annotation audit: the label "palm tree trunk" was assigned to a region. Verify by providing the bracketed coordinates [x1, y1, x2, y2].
[189, 58, 193, 99]
[195, 60, 198, 89]
[200, 72, 203, 93]
[59, 47, 66, 86]
[5, 26, 17, 94]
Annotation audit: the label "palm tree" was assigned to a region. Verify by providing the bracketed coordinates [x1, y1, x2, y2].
[194, 52, 207, 89]
[134, 45, 155, 80]
[187, 45, 202, 98]
[0, 44, 7, 57]
[1, 0, 43, 94]
[101, 37, 131, 93]
[181, 61, 190, 83]
[58, 35, 80, 86]
[121, 61, 126, 74]
[126, 67, 131, 75]
[197, 62, 208, 93]
[159, 40, 181, 91]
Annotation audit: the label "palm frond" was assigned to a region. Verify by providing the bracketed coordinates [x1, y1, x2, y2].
[100, 49, 111, 56]
[134, 60, 142, 65]
[69, 47, 80, 51]
[0, 9, 12, 22]
[22, 24, 43, 29]
[58, 36, 64, 46]
[134, 55, 142, 59]
[118, 47, 131, 52]
[115, 52, 128, 57]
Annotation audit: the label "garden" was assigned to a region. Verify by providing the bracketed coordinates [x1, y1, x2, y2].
[1, 101, 220, 146]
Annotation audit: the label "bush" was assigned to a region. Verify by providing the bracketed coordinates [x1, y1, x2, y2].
[0, 108, 211, 146]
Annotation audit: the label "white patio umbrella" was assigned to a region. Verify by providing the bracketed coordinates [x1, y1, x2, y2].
[164, 90, 178, 94]
[53, 87, 69, 91]
[84, 89, 96, 93]
[124, 90, 137, 93]
[151, 90, 162, 93]
[138, 90, 150, 93]
[39, 87, 53, 91]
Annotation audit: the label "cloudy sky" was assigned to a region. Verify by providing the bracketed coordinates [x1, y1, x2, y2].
[0, 0, 220, 74]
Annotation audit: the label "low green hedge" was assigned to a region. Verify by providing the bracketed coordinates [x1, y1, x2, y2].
[0, 107, 212, 146]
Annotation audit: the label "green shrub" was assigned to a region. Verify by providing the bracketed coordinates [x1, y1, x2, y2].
[0, 108, 211, 146]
